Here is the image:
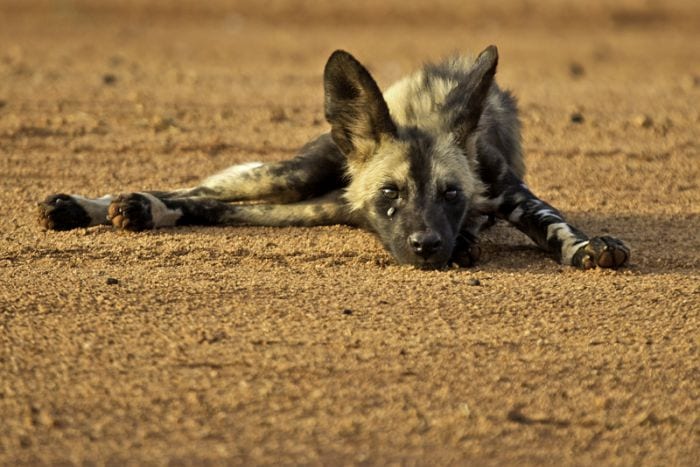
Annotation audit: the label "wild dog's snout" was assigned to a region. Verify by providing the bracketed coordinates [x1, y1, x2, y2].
[407, 231, 443, 259]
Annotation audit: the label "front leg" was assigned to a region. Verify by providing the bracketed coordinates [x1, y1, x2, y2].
[450, 231, 481, 267]
[450, 213, 493, 267]
[494, 180, 629, 269]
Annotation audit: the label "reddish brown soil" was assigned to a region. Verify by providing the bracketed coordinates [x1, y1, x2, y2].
[1, 1, 699, 465]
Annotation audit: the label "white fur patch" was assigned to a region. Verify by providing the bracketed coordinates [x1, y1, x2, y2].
[547, 222, 588, 265]
[71, 195, 113, 226]
[508, 206, 524, 223]
[137, 193, 183, 227]
[535, 207, 559, 220]
[202, 162, 263, 188]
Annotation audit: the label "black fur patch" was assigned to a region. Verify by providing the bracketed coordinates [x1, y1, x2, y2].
[324, 50, 397, 157]
[266, 134, 347, 199]
[166, 198, 232, 226]
[443, 46, 499, 146]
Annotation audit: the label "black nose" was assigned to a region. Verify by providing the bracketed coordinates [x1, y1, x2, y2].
[408, 231, 443, 258]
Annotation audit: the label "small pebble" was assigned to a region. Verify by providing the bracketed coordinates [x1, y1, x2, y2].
[468, 278, 481, 286]
[681, 74, 700, 91]
[106, 277, 119, 285]
[152, 116, 177, 132]
[109, 55, 125, 67]
[570, 112, 584, 124]
[569, 62, 585, 78]
[269, 107, 288, 122]
[342, 308, 353, 315]
[102, 73, 117, 85]
[633, 114, 653, 128]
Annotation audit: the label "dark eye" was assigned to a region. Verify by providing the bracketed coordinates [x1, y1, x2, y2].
[444, 189, 460, 202]
[381, 186, 399, 199]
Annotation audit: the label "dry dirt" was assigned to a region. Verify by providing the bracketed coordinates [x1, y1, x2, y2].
[1, 1, 699, 465]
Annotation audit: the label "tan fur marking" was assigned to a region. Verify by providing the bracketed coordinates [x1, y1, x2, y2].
[344, 137, 411, 212]
[200, 162, 300, 203]
[221, 191, 352, 227]
[383, 56, 478, 131]
[430, 134, 486, 206]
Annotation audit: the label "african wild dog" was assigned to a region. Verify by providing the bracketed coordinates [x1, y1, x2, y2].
[38, 46, 629, 270]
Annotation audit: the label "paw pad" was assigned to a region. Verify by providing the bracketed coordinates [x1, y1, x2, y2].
[574, 236, 630, 269]
[37, 194, 91, 230]
[108, 194, 154, 231]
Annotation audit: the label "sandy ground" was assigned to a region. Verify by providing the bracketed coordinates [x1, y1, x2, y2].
[1, 0, 699, 465]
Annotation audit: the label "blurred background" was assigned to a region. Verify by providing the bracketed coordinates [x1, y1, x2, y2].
[1, 0, 697, 208]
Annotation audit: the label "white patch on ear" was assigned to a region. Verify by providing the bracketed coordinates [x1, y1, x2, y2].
[137, 193, 183, 227]
[71, 195, 113, 226]
[547, 222, 588, 265]
[202, 162, 263, 188]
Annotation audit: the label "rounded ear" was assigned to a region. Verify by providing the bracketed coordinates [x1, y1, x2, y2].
[444, 45, 499, 146]
[324, 50, 397, 160]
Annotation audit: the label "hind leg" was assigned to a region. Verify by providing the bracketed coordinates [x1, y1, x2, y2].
[176, 133, 345, 203]
[107, 190, 354, 231]
[38, 134, 345, 231]
[38, 192, 181, 231]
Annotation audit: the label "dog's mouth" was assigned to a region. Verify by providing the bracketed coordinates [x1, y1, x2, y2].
[381, 235, 455, 270]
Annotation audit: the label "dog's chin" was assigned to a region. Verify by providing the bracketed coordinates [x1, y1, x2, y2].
[413, 261, 449, 271]
[392, 252, 451, 270]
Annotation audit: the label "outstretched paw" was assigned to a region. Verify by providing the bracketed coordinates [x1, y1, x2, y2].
[108, 193, 154, 231]
[450, 233, 481, 267]
[38, 194, 91, 230]
[572, 236, 630, 269]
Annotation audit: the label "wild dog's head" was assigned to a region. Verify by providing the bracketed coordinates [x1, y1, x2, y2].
[324, 46, 498, 269]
